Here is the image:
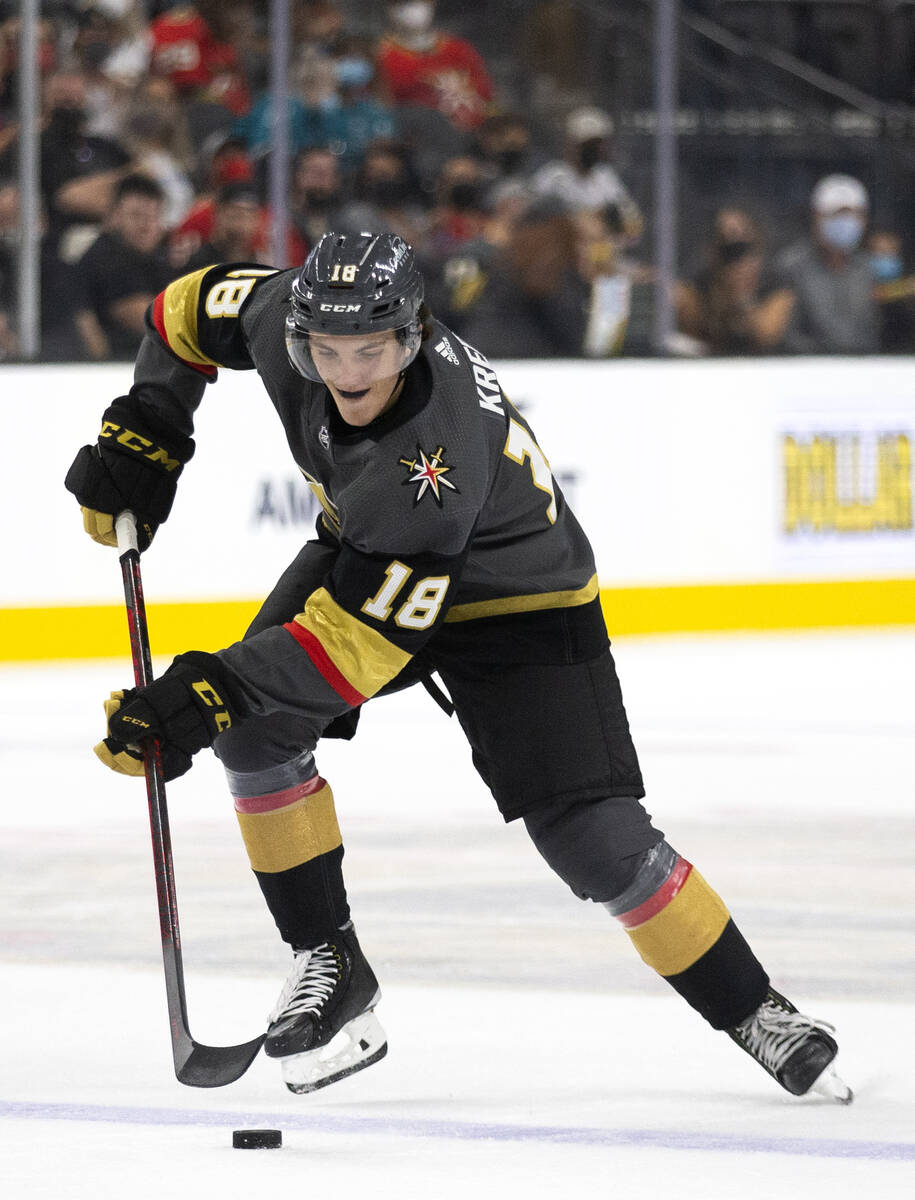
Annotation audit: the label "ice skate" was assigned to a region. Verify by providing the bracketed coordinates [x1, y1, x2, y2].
[265, 921, 387, 1094]
[727, 987, 853, 1103]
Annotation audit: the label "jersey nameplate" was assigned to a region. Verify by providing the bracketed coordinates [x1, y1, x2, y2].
[455, 335, 504, 416]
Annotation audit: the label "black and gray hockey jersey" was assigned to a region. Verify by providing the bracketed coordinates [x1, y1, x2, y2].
[119, 262, 598, 721]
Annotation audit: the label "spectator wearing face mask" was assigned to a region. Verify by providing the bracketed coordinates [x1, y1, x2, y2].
[122, 83, 195, 230]
[183, 182, 263, 271]
[421, 177, 532, 338]
[25, 70, 135, 260]
[867, 229, 915, 354]
[773, 175, 879, 355]
[326, 39, 397, 167]
[338, 138, 428, 246]
[232, 57, 320, 161]
[169, 134, 256, 270]
[426, 156, 490, 257]
[462, 201, 640, 359]
[287, 146, 346, 262]
[531, 107, 643, 241]
[72, 7, 132, 141]
[675, 208, 793, 355]
[474, 113, 541, 190]
[376, 1, 495, 132]
[232, 40, 394, 169]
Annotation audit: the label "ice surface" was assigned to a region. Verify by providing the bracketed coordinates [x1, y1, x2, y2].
[2, 631, 913, 1198]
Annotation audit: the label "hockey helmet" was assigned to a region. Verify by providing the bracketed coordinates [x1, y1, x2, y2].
[286, 231, 425, 383]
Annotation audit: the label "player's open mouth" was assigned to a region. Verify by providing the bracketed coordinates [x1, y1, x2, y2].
[336, 387, 371, 400]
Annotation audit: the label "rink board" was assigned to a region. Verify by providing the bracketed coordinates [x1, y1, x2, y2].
[3, 357, 914, 659]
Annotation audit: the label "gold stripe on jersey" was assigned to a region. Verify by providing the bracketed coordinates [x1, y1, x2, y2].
[160, 268, 222, 367]
[289, 587, 411, 698]
[301, 469, 341, 533]
[235, 780, 342, 873]
[444, 573, 600, 623]
[625, 868, 730, 977]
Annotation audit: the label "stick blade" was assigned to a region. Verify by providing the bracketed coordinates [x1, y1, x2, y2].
[174, 1034, 266, 1088]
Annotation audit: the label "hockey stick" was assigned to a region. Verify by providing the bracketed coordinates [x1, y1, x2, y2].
[115, 510, 265, 1087]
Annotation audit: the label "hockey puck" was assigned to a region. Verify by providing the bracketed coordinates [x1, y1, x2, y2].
[232, 1129, 282, 1150]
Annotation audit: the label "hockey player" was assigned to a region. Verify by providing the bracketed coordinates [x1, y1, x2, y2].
[65, 232, 852, 1102]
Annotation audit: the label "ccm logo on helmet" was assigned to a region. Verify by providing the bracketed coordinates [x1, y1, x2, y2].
[319, 303, 363, 313]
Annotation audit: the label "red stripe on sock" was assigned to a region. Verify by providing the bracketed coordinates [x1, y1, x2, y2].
[617, 857, 693, 929]
[283, 622, 366, 708]
[233, 774, 325, 814]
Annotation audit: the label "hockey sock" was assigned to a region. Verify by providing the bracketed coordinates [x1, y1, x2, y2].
[605, 841, 769, 1029]
[228, 751, 350, 947]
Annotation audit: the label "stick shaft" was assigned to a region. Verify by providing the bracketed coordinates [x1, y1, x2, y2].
[118, 527, 196, 1072]
[112, 511, 264, 1085]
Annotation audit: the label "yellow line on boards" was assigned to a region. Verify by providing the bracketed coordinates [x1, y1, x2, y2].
[1, 578, 914, 662]
[2, 600, 261, 662]
[599, 577, 915, 635]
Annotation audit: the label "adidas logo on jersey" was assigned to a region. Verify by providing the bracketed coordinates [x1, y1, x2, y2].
[434, 336, 460, 366]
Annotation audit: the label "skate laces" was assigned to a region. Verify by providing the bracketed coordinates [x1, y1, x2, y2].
[736, 996, 835, 1075]
[268, 943, 341, 1023]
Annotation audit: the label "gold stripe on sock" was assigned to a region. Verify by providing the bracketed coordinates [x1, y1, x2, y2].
[235, 781, 342, 873]
[626, 867, 730, 977]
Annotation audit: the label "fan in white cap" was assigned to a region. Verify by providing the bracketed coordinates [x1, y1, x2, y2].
[811, 174, 869, 214]
[811, 174, 869, 255]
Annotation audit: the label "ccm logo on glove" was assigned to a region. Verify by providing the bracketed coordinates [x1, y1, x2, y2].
[65, 401, 196, 552]
[191, 680, 233, 730]
[99, 420, 183, 471]
[95, 652, 236, 781]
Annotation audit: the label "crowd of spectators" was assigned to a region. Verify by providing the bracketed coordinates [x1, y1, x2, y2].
[674, 175, 915, 358]
[1, 0, 913, 363]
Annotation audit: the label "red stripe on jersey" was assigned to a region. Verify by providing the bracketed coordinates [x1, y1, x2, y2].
[617, 857, 693, 929]
[282, 621, 366, 708]
[151, 290, 217, 378]
[152, 290, 167, 341]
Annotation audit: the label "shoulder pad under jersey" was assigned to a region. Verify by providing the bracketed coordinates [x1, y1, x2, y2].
[151, 262, 280, 376]
[422, 321, 507, 422]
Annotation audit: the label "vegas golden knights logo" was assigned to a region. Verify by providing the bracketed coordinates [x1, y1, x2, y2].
[399, 445, 459, 507]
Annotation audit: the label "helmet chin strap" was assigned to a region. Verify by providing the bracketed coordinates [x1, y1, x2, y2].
[385, 371, 406, 410]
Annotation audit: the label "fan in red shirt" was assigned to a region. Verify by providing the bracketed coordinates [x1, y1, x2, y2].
[149, 5, 249, 115]
[377, 1, 494, 132]
[149, 6, 214, 91]
[169, 136, 257, 269]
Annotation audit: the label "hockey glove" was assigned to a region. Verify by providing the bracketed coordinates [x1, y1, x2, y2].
[95, 652, 236, 781]
[65, 400, 195, 552]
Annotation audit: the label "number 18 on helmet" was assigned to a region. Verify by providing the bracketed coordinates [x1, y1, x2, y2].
[285, 231, 425, 383]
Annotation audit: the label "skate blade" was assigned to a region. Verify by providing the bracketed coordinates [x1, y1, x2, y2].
[281, 1010, 387, 1095]
[809, 1061, 854, 1105]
